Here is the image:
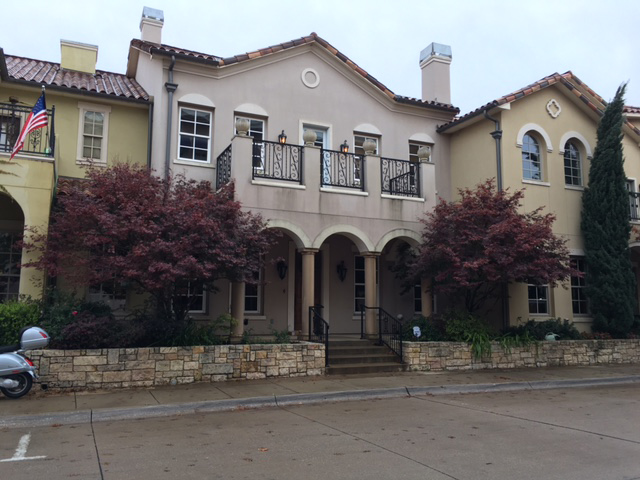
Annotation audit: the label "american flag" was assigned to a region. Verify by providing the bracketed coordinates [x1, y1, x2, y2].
[10, 93, 48, 160]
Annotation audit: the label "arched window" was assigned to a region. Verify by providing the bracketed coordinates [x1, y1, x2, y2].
[522, 133, 542, 181]
[564, 141, 582, 186]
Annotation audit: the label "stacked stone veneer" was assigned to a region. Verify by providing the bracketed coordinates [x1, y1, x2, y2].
[30, 343, 325, 391]
[403, 339, 640, 371]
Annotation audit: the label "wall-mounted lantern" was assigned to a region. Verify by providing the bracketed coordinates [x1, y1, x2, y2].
[336, 260, 348, 282]
[340, 140, 349, 153]
[278, 130, 287, 144]
[276, 260, 288, 280]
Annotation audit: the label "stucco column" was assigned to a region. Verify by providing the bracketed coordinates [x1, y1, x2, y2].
[301, 249, 317, 337]
[364, 253, 379, 337]
[421, 277, 432, 317]
[230, 281, 245, 339]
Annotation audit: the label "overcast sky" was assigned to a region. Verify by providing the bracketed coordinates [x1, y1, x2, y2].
[2, 0, 638, 114]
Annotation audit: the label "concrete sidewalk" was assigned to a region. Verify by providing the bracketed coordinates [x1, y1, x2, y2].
[2, 364, 640, 428]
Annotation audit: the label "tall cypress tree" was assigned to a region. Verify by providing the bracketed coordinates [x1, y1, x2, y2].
[581, 84, 636, 336]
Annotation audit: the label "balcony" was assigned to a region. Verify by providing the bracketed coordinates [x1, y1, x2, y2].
[216, 134, 435, 226]
[0, 102, 55, 158]
[630, 192, 640, 221]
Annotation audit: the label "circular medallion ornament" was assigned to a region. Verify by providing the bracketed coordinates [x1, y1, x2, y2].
[301, 68, 320, 88]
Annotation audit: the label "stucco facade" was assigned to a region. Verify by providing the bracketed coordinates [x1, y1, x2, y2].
[127, 10, 458, 337]
[0, 42, 150, 302]
[440, 73, 640, 331]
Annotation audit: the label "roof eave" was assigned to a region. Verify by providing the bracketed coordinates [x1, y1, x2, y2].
[2, 77, 151, 105]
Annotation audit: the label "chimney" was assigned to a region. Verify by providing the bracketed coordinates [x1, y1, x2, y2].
[419, 42, 452, 104]
[60, 40, 98, 74]
[140, 6, 164, 44]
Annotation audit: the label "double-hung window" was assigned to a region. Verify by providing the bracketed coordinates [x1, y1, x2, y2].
[179, 107, 211, 162]
[353, 135, 378, 186]
[244, 269, 263, 314]
[528, 284, 549, 315]
[175, 281, 206, 314]
[77, 103, 110, 164]
[564, 141, 582, 186]
[522, 133, 542, 181]
[570, 257, 588, 315]
[0, 232, 21, 303]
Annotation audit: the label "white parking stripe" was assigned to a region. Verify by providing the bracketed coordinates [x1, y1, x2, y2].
[0, 433, 46, 462]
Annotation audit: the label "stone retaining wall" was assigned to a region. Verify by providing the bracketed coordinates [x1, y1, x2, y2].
[30, 343, 325, 391]
[403, 339, 640, 371]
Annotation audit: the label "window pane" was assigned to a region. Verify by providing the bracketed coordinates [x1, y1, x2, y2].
[181, 109, 195, 122]
[196, 111, 210, 125]
[180, 121, 195, 134]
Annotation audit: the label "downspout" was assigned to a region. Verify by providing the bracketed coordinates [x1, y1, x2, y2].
[483, 109, 509, 329]
[164, 56, 178, 179]
[146, 101, 153, 168]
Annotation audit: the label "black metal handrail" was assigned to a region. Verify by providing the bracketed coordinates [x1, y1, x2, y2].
[320, 148, 365, 191]
[381, 157, 420, 197]
[0, 102, 55, 157]
[360, 306, 403, 362]
[216, 144, 232, 190]
[309, 305, 330, 366]
[630, 192, 640, 220]
[252, 140, 303, 184]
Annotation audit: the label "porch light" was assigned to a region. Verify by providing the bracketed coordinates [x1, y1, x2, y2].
[278, 130, 287, 144]
[340, 140, 349, 153]
[276, 260, 288, 280]
[336, 260, 348, 282]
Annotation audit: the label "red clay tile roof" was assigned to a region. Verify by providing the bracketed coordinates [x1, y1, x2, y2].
[1, 51, 149, 102]
[625, 105, 640, 114]
[438, 72, 640, 136]
[130, 33, 459, 114]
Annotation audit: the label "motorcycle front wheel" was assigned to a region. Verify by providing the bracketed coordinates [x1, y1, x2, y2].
[0, 373, 33, 399]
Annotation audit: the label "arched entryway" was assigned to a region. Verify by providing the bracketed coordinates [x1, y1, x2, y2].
[0, 193, 25, 302]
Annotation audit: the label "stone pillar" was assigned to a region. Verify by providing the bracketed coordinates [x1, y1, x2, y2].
[231, 281, 245, 339]
[301, 249, 317, 337]
[421, 277, 432, 317]
[364, 253, 379, 337]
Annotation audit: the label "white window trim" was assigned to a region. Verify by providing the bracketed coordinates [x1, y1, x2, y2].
[76, 102, 111, 165]
[299, 120, 331, 148]
[528, 284, 550, 316]
[177, 106, 212, 164]
[245, 269, 263, 315]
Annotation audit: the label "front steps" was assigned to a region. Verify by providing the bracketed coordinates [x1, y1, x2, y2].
[327, 338, 405, 375]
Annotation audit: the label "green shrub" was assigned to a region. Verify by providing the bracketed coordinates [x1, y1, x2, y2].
[58, 311, 145, 349]
[0, 299, 41, 345]
[270, 328, 292, 344]
[443, 310, 493, 341]
[505, 318, 581, 341]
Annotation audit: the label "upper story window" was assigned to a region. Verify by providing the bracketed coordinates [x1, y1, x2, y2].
[409, 141, 431, 163]
[627, 179, 639, 221]
[522, 133, 542, 181]
[0, 115, 20, 153]
[77, 103, 110, 164]
[179, 107, 211, 163]
[564, 141, 582, 186]
[235, 116, 265, 169]
[354, 135, 379, 155]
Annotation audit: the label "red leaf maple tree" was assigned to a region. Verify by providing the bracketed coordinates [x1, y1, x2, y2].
[24, 164, 274, 326]
[412, 179, 573, 313]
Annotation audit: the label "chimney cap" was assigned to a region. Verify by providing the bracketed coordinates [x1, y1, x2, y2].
[142, 6, 164, 23]
[420, 43, 452, 64]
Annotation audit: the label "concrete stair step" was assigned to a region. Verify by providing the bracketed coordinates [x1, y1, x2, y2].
[327, 362, 406, 375]
[330, 353, 400, 365]
[330, 346, 391, 356]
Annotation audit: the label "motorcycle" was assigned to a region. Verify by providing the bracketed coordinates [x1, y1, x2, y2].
[0, 326, 49, 399]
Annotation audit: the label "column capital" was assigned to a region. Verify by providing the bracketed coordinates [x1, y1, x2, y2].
[361, 251, 381, 258]
[300, 248, 320, 256]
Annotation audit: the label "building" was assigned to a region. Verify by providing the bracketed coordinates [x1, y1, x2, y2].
[438, 72, 640, 331]
[126, 8, 459, 337]
[0, 40, 150, 303]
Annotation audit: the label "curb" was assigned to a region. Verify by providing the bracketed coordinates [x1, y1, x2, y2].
[2, 375, 639, 429]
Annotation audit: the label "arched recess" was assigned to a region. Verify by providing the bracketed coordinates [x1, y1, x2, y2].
[375, 228, 422, 252]
[409, 132, 435, 144]
[516, 123, 553, 152]
[265, 219, 310, 249]
[353, 123, 382, 136]
[559, 131, 593, 158]
[235, 103, 269, 118]
[177, 93, 215, 107]
[312, 224, 374, 253]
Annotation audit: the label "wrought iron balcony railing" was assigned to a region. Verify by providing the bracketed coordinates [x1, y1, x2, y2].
[320, 149, 365, 191]
[0, 102, 55, 157]
[381, 157, 421, 198]
[252, 140, 303, 184]
[216, 144, 232, 190]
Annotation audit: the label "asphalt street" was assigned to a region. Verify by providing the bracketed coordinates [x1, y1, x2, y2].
[1, 384, 639, 480]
